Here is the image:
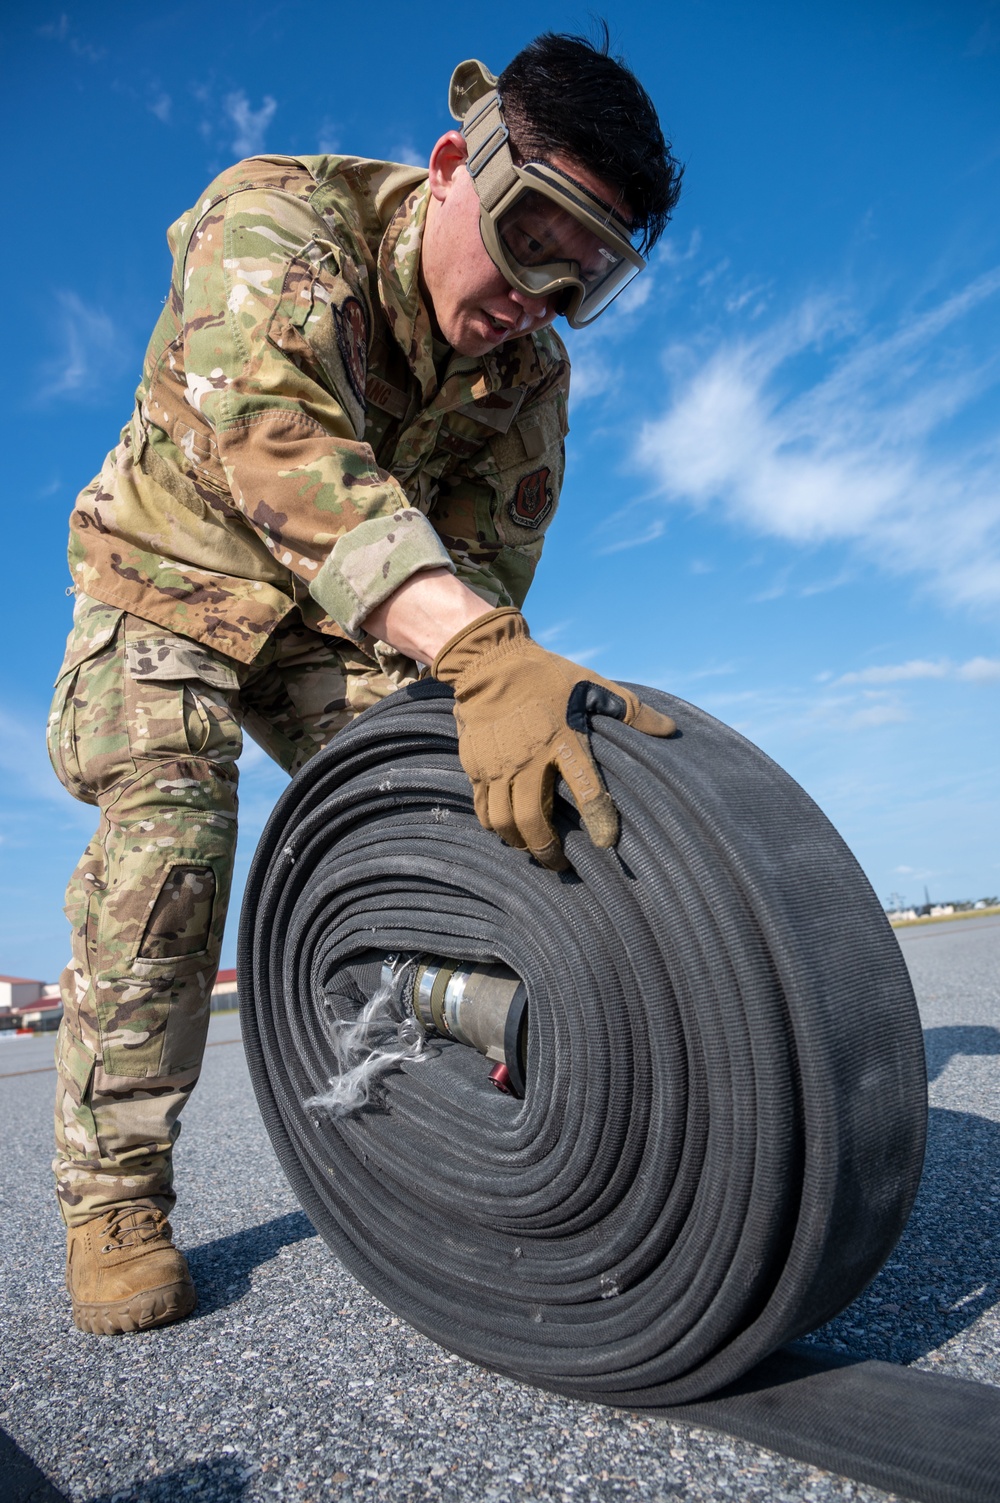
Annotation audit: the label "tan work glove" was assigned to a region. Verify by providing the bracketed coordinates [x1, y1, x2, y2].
[432, 608, 677, 870]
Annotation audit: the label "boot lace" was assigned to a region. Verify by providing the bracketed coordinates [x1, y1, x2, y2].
[100, 1207, 167, 1253]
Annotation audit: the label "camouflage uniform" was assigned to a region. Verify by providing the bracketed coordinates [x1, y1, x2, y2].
[50, 154, 570, 1226]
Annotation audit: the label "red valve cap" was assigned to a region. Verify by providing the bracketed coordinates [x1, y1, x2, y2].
[489, 1062, 513, 1094]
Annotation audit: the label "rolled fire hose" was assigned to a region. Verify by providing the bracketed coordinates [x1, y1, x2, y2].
[239, 682, 1000, 1503]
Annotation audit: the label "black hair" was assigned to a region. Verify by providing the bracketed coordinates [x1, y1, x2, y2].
[497, 25, 682, 254]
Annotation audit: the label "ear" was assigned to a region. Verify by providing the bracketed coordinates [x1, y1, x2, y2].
[428, 130, 468, 203]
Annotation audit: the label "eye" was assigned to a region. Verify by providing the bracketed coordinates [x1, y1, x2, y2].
[505, 226, 549, 263]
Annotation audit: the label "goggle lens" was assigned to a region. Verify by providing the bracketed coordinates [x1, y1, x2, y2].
[476, 176, 644, 325]
[496, 191, 625, 289]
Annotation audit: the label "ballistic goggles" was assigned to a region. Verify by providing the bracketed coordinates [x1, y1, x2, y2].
[449, 59, 645, 328]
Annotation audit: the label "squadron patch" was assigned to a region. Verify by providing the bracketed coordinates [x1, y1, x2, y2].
[334, 296, 369, 405]
[509, 467, 553, 529]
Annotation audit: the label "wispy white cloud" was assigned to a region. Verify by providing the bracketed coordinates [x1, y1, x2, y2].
[849, 701, 910, 728]
[659, 228, 702, 268]
[652, 641, 1000, 757]
[37, 291, 128, 403]
[224, 90, 277, 157]
[637, 270, 1000, 609]
[961, 656, 1000, 681]
[317, 118, 340, 154]
[565, 243, 694, 405]
[38, 13, 105, 62]
[0, 707, 84, 807]
[532, 620, 607, 664]
[595, 519, 667, 555]
[649, 670, 942, 741]
[798, 569, 856, 598]
[615, 272, 655, 316]
[533, 620, 575, 646]
[562, 645, 608, 666]
[566, 349, 617, 403]
[724, 279, 773, 317]
[836, 656, 1000, 684]
[688, 663, 738, 680]
[893, 864, 940, 886]
[750, 564, 857, 602]
[149, 91, 171, 124]
[838, 659, 949, 685]
[736, 684, 911, 736]
[389, 141, 424, 168]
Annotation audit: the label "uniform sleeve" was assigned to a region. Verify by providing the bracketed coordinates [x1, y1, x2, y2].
[181, 187, 453, 637]
[430, 358, 570, 613]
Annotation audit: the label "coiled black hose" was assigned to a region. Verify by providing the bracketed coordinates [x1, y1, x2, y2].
[239, 683, 1000, 1501]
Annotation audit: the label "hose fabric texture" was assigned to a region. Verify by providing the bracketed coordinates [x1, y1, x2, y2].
[239, 682, 1000, 1502]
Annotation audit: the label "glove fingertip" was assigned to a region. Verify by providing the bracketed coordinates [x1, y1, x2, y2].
[629, 704, 677, 738]
[531, 839, 570, 873]
[580, 792, 620, 850]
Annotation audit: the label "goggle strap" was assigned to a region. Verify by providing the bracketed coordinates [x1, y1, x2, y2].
[462, 93, 516, 213]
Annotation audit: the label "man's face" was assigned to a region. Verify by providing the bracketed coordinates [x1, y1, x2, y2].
[420, 131, 625, 358]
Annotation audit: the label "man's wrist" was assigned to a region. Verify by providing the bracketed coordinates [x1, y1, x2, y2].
[361, 569, 497, 666]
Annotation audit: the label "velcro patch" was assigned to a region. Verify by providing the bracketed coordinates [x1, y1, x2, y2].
[334, 296, 369, 405]
[508, 467, 553, 529]
[456, 387, 525, 434]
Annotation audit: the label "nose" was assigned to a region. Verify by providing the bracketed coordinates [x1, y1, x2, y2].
[507, 287, 552, 326]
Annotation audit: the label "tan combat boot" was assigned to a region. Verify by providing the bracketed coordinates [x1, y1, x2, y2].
[66, 1205, 197, 1334]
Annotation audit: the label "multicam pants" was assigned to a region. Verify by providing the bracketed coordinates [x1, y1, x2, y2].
[47, 593, 417, 1227]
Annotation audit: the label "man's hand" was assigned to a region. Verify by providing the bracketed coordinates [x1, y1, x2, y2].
[433, 608, 676, 870]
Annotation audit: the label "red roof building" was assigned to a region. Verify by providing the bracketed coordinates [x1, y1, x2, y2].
[212, 968, 239, 1011]
[0, 977, 63, 1032]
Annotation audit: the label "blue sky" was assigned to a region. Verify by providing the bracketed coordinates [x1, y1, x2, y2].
[1, 1, 998, 979]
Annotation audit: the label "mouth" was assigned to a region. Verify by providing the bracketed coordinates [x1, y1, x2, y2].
[483, 307, 538, 341]
[484, 312, 514, 338]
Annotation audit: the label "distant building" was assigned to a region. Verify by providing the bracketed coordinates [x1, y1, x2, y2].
[0, 976, 62, 1032]
[13, 996, 63, 1031]
[212, 968, 239, 1012]
[0, 976, 48, 1011]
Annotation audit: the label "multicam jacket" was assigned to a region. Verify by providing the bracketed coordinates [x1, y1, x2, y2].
[66, 155, 571, 665]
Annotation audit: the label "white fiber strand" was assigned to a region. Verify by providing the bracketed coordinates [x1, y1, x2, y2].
[306, 967, 425, 1117]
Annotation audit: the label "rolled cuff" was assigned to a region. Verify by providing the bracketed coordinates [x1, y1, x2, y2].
[308, 508, 456, 637]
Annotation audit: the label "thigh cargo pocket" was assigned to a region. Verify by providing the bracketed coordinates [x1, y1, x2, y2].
[123, 619, 243, 763]
[93, 828, 235, 1078]
[98, 858, 227, 1078]
[101, 948, 220, 1078]
[138, 864, 218, 959]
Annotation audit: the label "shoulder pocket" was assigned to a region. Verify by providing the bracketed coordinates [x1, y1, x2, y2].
[266, 250, 370, 441]
[488, 398, 567, 547]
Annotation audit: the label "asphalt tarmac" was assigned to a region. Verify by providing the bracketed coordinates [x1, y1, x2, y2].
[2, 916, 998, 1503]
